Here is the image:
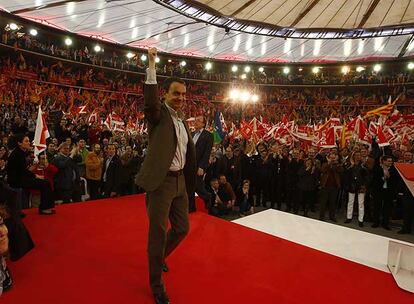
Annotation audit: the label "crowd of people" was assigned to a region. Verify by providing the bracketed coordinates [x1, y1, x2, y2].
[0, 18, 414, 297]
[2, 19, 414, 86]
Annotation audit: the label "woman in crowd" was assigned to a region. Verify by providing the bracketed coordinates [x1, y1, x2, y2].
[6, 134, 56, 215]
[344, 151, 368, 227]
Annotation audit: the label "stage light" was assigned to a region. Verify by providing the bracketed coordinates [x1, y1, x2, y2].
[373, 64, 381, 72]
[65, 38, 73, 46]
[205, 62, 212, 70]
[9, 23, 18, 30]
[155, 57, 160, 63]
[94, 45, 102, 52]
[341, 66, 350, 74]
[180, 60, 186, 67]
[356, 66, 365, 72]
[240, 91, 251, 102]
[258, 67, 264, 73]
[140, 54, 147, 61]
[126, 52, 134, 59]
[231, 65, 238, 72]
[240, 74, 247, 80]
[283, 67, 290, 74]
[312, 67, 320, 74]
[29, 29, 38, 36]
[229, 89, 240, 100]
[298, 68, 303, 72]
[408, 62, 414, 70]
[251, 94, 259, 103]
[168, 59, 172, 63]
[244, 66, 251, 73]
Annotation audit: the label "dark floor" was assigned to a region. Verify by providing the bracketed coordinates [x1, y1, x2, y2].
[223, 204, 414, 244]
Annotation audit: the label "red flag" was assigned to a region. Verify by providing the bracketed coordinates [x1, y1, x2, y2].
[33, 107, 50, 157]
[376, 124, 390, 147]
[240, 120, 253, 140]
[356, 118, 372, 145]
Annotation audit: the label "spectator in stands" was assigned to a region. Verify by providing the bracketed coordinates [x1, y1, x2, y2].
[0, 159, 6, 182]
[270, 143, 288, 210]
[319, 151, 343, 222]
[119, 145, 137, 195]
[77, 139, 89, 177]
[45, 141, 57, 162]
[371, 155, 398, 230]
[286, 149, 302, 212]
[31, 154, 58, 192]
[101, 144, 121, 198]
[236, 179, 254, 216]
[344, 151, 369, 227]
[85, 143, 103, 200]
[0, 146, 8, 161]
[208, 178, 232, 217]
[0, 207, 12, 294]
[297, 158, 319, 216]
[218, 174, 236, 210]
[6, 134, 56, 215]
[251, 142, 272, 207]
[52, 142, 82, 203]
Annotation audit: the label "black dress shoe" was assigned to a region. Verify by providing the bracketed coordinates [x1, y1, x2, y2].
[358, 221, 364, 228]
[382, 225, 391, 231]
[330, 217, 337, 223]
[344, 219, 352, 224]
[371, 223, 379, 228]
[162, 263, 169, 273]
[154, 292, 170, 304]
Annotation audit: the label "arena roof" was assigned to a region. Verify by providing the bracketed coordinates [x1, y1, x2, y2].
[2, 0, 414, 63]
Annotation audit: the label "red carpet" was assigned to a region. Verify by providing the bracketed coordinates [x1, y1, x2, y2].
[2, 195, 413, 303]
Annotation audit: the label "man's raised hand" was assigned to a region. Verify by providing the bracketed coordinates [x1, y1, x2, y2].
[148, 47, 157, 68]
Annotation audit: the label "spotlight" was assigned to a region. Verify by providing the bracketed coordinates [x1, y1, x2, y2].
[251, 94, 259, 103]
[408, 62, 414, 70]
[244, 66, 251, 73]
[341, 66, 350, 74]
[373, 64, 381, 72]
[240, 91, 251, 102]
[94, 45, 102, 52]
[29, 29, 38, 36]
[356, 66, 365, 72]
[205, 62, 212, 70]
[258, 67, 264, 73]
[298, 68, 303, 72]
[283, 67, 290, 74]
[9, 23, 18, 30]
[230, 89, 240, 100]
[312, 67, 320, 74]
[126, 52, 134, 59]
[65, 38, 73, 46]
[168, 59, 172, 63]
[240, 74, 247, 80]
[180, 60, 186, 67]
[140, 54, 147, 61]
[155, 57, 160, 63]
[231, 65, 238, 72]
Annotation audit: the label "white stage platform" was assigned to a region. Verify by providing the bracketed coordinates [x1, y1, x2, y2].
[233, 209, 412, 273]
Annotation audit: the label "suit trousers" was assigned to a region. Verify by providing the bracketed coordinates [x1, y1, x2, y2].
[22, 178, 55, 211]
[189, 174, 211, 212]
[146, 174, 190, 294]
[319, 186, 339, 220]
[372, 188, 393, 226]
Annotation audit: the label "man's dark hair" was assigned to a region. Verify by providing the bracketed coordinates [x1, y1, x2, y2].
[163, 77, 186, 92]
[210, 178, 218, 183]
[8, 133, 26, 150]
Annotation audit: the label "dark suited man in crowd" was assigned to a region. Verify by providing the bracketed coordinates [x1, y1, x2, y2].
[135, 48, 196, 304]
[101, 144, 121, 198]
[188, 115, 213, 212]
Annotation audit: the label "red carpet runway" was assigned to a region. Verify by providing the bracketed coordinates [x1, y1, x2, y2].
[2, 195, 413, 303]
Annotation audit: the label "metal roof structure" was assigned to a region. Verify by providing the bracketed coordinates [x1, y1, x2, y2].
[1, 0, 414, 62]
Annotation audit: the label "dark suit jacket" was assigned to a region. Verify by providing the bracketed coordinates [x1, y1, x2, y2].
[192, 129, 213, 171]
[135, 84, 196, 195]
[6, 147, 35, 188]
[52, 153, 81, 191]
[102, 155, 122, 195]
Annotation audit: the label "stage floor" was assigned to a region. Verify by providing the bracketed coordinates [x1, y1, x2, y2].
[3, 195, 414, 303]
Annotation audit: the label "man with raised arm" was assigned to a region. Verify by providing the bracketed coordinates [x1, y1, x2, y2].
[135, 48, 196, 304]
